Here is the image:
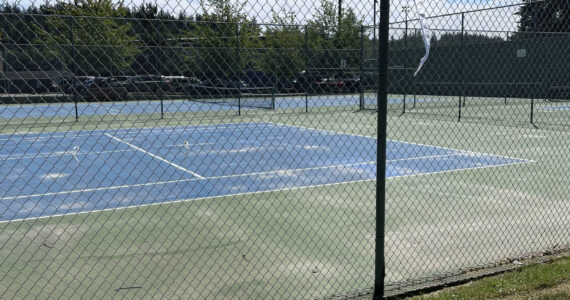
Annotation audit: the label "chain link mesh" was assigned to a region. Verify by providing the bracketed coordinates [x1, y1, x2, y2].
[0, 0, 568, 298]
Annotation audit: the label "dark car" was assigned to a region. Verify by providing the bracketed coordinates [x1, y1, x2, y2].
[61, 76, 95, 94]
[165, 76, 202, 93]
[338, 73, 361, 93]
[314, 77, 345, 93]
[285, 71, 324, 93]
[119, 75, 172, 95]
[34, 79, 60, 94]
[81, 77, 128, 101]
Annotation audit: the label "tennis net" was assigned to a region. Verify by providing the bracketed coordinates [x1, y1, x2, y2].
[188, 86, 275, 109]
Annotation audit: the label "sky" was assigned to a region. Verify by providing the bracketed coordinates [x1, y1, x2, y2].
[8, 0, 524, 34]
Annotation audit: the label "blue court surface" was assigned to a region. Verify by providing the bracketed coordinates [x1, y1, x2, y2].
[1, 94, 431, 119]
[0, 122, 530, 222]
[540, 105, 570, 110]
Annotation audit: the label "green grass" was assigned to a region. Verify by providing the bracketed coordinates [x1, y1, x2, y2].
[410, 255, 570, 299]
[0, 96, 568, 298]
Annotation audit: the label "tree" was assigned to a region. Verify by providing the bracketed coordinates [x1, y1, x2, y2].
[517, 0, 569, 33]
[125, 3, 185, 75]
[180, 0, 261, 79]
[0, 4, 60, 71]
[307, 0, 363, 71]
[259, 10, 306, 80]
[34, 0, 139, 76]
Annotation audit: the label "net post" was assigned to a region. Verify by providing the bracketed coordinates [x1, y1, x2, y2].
[412, 79, 416, 109]
[70, 16, 78, 122]
[374, 0, 389, 298]
[272, 50, 277, 110]
[530, 97, 534, 125]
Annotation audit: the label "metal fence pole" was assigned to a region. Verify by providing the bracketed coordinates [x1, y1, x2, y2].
[70, 16, 78, 122]
[236, 25, 241, 116]
[1, 42, 7, 93]
[157, 20, 164, 119]
[374, 0, 389, 298]
[359, 25, 365, 110]
[304, 25, 309, 113]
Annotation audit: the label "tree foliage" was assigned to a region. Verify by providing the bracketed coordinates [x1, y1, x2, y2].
[34, 0, 139, 75]
[517, 0, 569, 33]
[1, 0, 368, 78]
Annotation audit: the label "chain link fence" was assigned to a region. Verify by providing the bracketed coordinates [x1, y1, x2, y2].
[0, 0, 568, 298]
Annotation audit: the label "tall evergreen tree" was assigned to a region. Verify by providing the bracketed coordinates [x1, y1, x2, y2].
[517, 0, 569, 33]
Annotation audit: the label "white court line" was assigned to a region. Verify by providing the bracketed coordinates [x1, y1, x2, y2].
[0, 133, 95, 141]
[2, 151, 530, 202]
[1, 160, 376, 201]
[269, 121, 377, 139]
[0, 149, 134, 161]
[89, 103, 122, 113]
[386, 153, 461, 163]
[166, 142, 214, 147]
[388, 159, 534, 180]
[267, 122, 534, 163]
[112, 122, 261, 136]
[0, 121, 257, 140]
[0, 178, 377, 224]
[0, 156, 536, 223]
[104, 133, 204, 179]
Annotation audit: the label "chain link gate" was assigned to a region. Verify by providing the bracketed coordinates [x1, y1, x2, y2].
[0, 0, 568, 298]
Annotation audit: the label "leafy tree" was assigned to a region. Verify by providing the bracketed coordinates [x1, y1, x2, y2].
[259, 10, 306, 80]
[125, 3, 188, 75]
[0, 4, 60, 71]
[34, 0, 139, 76]
[307, 0, 363, 71]
[180, 0, 261, 79]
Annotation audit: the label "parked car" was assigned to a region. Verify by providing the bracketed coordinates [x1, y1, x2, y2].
[34, 79, 60, 93]
[81, 77, 128, 101]
[315, 77, 345, 93]
[118, 75, 172, 95]
[164, 76, 202, 93]
[60, 76, 96, 94]
[338, 73, 361, 93]
[283, 71, 323, 93]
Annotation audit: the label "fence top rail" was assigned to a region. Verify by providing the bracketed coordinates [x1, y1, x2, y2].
[389, 0, 546, 25]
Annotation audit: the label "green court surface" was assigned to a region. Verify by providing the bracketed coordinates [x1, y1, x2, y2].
[0, 96, 567, 298]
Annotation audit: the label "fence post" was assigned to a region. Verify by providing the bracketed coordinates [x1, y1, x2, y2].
[359, 25, 365, 110]
[70, 16, 78, 122]
[402, 13, 408, 114]
[236, 24, 241, 116]
[374, 0, 389, 298]
[1, 42, 7, 93]
[304, 25, 309, 113]
[157, 20, 164, 119]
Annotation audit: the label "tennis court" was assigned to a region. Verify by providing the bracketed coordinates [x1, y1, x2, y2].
[0, 122, 530, 223]
[1, 93, 437, 119]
